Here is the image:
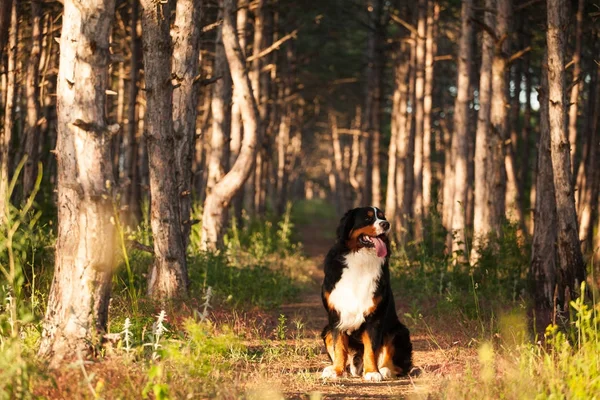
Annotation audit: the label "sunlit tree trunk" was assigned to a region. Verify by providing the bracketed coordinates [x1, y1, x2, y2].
[471, 0, 495, 261]
[568, 0, 584, 176]
[207, 12, 232, 193]
[362, 0, 384, 206]
[422, 0, 437, 218]
[578, 68, 599, 251]
[231, 1, 248, 222]
[172, 0, 202, 249]
[201, 0, 260, 250]
[450, 0, 473, 260]
[392, 47, 410, 241]
[412, 0, 426, 238]
[0, 0, 16, 223]
[39, 0, 117, 365]
[23, 0, 43, 199]
[244, 0, 265, 214]
[546, 0, 586, 305]
[488, 0, 510, 233]
[141, 0, 189, 298]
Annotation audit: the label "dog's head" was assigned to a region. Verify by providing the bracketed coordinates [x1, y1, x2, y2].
[336, 206, 391, 257]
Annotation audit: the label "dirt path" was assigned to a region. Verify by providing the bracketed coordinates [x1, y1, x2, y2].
[257, 220, 462, 399]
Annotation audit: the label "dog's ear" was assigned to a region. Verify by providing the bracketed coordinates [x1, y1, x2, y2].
[336, 208, 357, 241]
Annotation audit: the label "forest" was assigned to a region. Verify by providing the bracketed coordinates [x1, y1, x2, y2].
[0, 0, 599, 398]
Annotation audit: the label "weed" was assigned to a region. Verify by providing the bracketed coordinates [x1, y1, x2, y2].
[276, 314, 287, 340]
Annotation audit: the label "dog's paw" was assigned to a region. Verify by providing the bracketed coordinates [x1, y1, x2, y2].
[364, 371, 383, 382]
[321, 365, 341, 379]
[379, 367, 394, 380]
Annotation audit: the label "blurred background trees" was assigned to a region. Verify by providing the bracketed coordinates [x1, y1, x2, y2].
[1, 0, 599, 357]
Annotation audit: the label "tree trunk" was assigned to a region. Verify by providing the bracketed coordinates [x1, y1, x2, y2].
[172, 0, 202, 250]
[471, 0, 495, 261]
[578, 68, 600, 252]
[141, 0, 189, 298]
[393, 47, 410, 242]
[530, 59, 557, 329]
[22, 0, 43, 199]
[201, 0, 261, 250]
[39, 0, 117, 365]
[0, 0, 16, 223]
[422, 0, 437, 218]
[0, 0, 11, 62]
[207, 10, 232, 193]
[362, 0, 384, 207]
[230, 1, 248, 222]
[546, 0, 586, 305]
[412, 0, 426, 238]
[568, 0, 584, 176]
[450, 0, 473, 260]
[488, 0, 510, 233]
[243, 0, 266, 215]
[123, 0, 141, 225]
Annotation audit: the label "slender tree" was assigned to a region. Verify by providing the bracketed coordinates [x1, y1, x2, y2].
[0, 0, 16, 223]
[141, 0, 189, 298]
[530, 57, 557, 329]
[450, 0, 473, 260]
[471, 0, 495, 260]
[546, 0, 586, 305]
[39, 0, 118, 364]
[201, 0, 261, 250]
[172, 0, 202, 249]
[22, 0, 43, 199]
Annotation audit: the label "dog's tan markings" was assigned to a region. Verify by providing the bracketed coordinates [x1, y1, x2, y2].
[367, 210, 374, 217]
[350, 225, 377, 239]
[333, 333, 349, 376]
[346, 226, 378, 251]
[378, 335, 397, 374]
[324, 330, 335, 361]
[361, 330, 379, 375]
[364, 295, 382, 316]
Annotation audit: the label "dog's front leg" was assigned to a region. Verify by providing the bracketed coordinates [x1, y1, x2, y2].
[322, 330, 349, 379]
[361, 329, 383, 382]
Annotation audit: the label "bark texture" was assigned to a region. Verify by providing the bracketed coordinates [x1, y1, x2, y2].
[471, 0, 495, 260]
[546, 0, 586, 304]
[172, 0, 202, 249]
[200, 0, 261, 250]
[141, 0, 189, 298]
[39, 0, 117, 365]
[450, 0, 473, 259]
[530, 61, 557, 328]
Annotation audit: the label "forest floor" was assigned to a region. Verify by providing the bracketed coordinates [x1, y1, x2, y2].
[239, 218, 476, 399]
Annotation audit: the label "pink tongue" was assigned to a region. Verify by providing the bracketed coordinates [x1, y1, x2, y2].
[372, 237, 387, 258]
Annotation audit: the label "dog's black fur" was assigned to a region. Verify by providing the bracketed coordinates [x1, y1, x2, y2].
[321, 207, 412, 378]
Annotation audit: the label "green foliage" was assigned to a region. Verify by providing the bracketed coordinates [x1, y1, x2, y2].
[392, 215, 530, 324]
[187, 252, 301, 309]
[224, 202, 300, 262]
[162, 319, 245, 378]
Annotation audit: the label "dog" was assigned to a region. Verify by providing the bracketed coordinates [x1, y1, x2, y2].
[320, 206, 412, 381]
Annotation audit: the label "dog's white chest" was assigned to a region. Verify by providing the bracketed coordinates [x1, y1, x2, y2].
[328, 250, 384, 332]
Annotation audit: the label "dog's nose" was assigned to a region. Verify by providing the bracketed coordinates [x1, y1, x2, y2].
[380, 221, 390, 231]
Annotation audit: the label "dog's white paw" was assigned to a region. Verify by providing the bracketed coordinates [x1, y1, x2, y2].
[379, 367, 394, 380]
[321, 365, 341, 379]
[364, 371, 383, 382]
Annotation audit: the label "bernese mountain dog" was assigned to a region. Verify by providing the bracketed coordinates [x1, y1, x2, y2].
[320, 206, 412, 381]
